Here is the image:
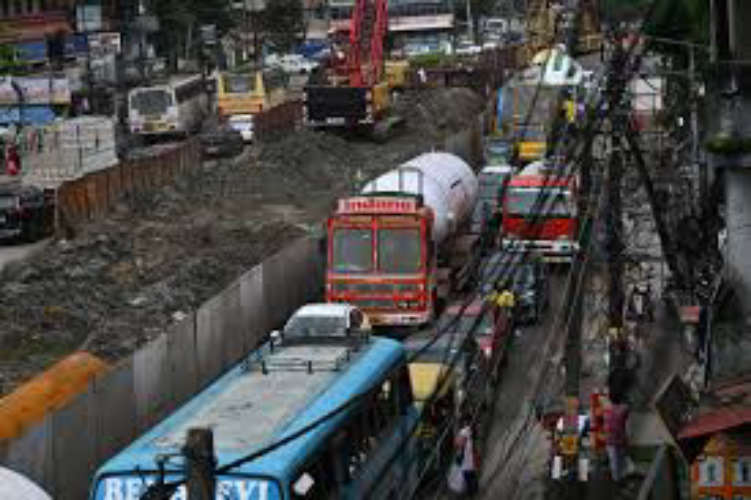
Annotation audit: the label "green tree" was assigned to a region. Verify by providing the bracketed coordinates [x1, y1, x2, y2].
[261, 0, 305, 53]
[602, 0, 709, 45]
[454, 0, 497, 43]
[152, 0, 235, 70]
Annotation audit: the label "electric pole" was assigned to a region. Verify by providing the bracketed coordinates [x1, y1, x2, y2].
[605, 39, 628, 403]
[184, 428, 216, 500]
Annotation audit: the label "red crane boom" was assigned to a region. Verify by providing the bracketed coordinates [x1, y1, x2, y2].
[347, 0, 388, 87]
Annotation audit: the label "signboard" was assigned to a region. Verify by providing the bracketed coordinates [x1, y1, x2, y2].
[654, 372, 698, 445]
[88, 32, 122, 58]
[95, 477, 280, 500]
[679, 305, 700, 324]
[0, 77, 71, 105]
[338, 197, 419, 214]
[388, 14, 454, 32]
[76, 4, 102, 32]
[15, 41, 47, 62]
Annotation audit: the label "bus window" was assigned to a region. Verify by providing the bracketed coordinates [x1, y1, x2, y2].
[131, 89, 172, 115]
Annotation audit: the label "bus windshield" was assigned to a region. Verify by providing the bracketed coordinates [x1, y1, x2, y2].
[378, 228, 421, 273]
[505, 187, 571, 217]
[131, 89, 172, 115]
[332, 228, 373, 273]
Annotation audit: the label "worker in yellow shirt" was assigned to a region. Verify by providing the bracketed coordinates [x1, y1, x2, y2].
[488, 288, 516, 324]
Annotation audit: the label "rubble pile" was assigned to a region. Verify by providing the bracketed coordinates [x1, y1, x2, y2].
[0, 87, 485, 395]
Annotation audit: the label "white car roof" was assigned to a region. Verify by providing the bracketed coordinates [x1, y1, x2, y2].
[292, 303, 356, 319]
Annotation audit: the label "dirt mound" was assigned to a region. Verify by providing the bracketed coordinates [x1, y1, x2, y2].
[0, 86, 486, 395]
[394, 87, 486, 139]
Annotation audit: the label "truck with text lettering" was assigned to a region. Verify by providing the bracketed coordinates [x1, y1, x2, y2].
[325, 152, 479, 327]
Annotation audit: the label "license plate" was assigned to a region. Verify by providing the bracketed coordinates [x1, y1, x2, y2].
[326, 117, 345, 125]
[207, 146, 220, 154]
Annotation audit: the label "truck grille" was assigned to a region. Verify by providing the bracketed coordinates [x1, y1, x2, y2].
[331, 282, 420, 293]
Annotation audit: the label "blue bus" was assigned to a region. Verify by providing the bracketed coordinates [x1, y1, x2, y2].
[89, 304, 422, 500]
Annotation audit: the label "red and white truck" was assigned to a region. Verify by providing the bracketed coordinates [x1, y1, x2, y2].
[325, 152, 479, 326]
[501, 160, 578, 263]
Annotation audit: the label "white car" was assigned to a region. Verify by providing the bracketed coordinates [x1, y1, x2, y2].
[228, 114, 254, 143]
[455, 41, 482, 56]
[266, 54, 319, 75]
[277, 303, 372, 340]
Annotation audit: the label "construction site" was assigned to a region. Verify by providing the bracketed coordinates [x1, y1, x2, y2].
[0, 1, 747, 500]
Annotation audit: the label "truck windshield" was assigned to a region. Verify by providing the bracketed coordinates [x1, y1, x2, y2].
[131, 89, 172, 115]
[505, 187, 571, 217]
[378, 228, 421, 273]
[332, 228, 373, 273]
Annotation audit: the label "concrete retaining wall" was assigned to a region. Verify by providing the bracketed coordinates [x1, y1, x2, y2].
[0, 237, 323, 499]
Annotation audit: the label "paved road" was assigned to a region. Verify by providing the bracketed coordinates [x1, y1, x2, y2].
[0, 238, 49, 274]
[478, 272, 568, 500]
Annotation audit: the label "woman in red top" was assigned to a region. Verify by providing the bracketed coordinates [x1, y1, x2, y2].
[604, 393, 630, 482]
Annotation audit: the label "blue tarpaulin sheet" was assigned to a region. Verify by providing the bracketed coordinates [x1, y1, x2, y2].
[65, 34, 88, 56]
[15, 41, 47, 62]
[0, 106, 56, 125]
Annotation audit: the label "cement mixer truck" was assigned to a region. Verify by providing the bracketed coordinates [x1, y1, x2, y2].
[325, 152, 479, 327]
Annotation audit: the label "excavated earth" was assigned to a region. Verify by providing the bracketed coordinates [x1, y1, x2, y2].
[0, 88, 485, 395]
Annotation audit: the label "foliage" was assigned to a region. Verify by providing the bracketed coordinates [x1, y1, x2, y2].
[152, 0, 235, 66]
[453, 0, 497, 42]
[0, 44, 26, 74]
[408, 53, 457, 68]
[261, 0, 305, 53]
[602, 0, 709, 46]
[643, 0, 709, 46]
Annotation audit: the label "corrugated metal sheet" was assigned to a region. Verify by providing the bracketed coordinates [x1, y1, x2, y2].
[678, 406, 751, 439]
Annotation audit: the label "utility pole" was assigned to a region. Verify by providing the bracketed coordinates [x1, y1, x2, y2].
[184, 428, 216, 500]
[604, 36, 631, 406]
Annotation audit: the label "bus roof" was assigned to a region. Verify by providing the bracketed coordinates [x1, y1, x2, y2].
[92, 336, 404, 485]
[130, 74, 204, 90]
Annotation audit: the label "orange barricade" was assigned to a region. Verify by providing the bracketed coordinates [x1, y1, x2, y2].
[0, 352, 108, 440]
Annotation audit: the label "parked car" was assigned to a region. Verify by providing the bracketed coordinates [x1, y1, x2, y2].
[482, 251, 549, 324]
[199, 126, 245, 159]
[227, 114, 254, 143]
[265, 53, 319, 75]
[455, 40, 482, 56]
[0, 181, 50, 243]
[276, 303, 372, 340]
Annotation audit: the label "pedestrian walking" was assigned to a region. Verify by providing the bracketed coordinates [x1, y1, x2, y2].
[455, 415, 479, 497]
[604, 393, 630, 482]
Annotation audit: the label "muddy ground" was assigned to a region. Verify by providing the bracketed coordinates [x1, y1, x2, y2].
[0, 88, 485, 395]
